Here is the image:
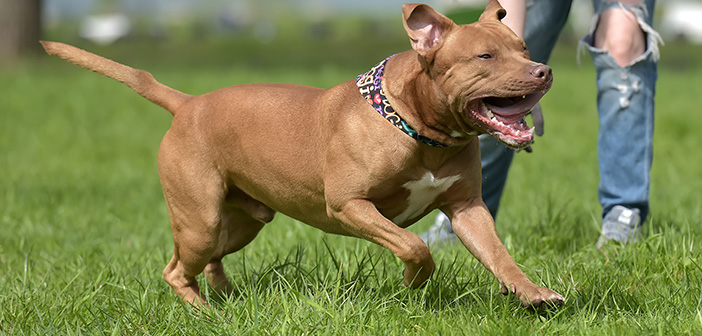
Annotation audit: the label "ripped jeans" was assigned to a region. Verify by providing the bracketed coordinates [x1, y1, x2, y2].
[480, 0, 660, 222]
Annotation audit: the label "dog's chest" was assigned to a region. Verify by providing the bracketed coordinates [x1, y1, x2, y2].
[391, 172, 461, 224]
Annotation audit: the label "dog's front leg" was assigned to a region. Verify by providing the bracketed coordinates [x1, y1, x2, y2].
[444, 199, 565, 308]
[328, 199, 435, 288]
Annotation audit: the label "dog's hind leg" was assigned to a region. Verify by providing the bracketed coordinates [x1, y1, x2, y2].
[160, 184, 225, 306]
[203, 191, 274, 296]
[161, 194, 223, 306]
[158, 135, 231, 306]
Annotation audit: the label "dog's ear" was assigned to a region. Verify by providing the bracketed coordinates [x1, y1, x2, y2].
[478, 0, 507, 22]
[402, 4, 455, 57]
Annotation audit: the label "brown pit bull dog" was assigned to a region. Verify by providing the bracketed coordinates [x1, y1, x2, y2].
[42, 0, 565, 308]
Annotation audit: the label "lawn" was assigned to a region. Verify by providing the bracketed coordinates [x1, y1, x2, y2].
[1, 34, 701, 335]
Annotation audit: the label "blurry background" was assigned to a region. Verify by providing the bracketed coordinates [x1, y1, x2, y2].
[2, 0, 702, 70]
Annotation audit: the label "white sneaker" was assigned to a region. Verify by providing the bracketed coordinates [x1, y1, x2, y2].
[596, 205, 642, 248]
[418, 212, 458, 247]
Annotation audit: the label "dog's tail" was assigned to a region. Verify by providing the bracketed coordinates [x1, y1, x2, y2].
[40, 41, 191, 116]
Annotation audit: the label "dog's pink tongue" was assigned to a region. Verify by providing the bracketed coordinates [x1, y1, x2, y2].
[494, 112, 525, 125]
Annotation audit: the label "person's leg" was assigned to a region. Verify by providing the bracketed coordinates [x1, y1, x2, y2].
[523, 0, 572, 64]
[581, 0, 661, 245]
[480, 0, 573, 218]
[479, 135, 514, 218]
[422, 0, 572, 245]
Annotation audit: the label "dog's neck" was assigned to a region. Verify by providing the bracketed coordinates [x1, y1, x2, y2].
[356, 56, 451, 148]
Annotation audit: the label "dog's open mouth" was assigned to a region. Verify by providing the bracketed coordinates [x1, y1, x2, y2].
[464, 90, 547, 149]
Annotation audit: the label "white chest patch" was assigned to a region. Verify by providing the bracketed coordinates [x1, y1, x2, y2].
[392, 172, 461, 224]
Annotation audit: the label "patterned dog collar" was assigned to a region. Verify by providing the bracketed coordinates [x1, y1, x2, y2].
[356, 56, 450, 148]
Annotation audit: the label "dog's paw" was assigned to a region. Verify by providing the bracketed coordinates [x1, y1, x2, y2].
[500, 282, 565, 309]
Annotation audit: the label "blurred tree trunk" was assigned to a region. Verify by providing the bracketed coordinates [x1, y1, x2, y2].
[0, 0, 42, 65]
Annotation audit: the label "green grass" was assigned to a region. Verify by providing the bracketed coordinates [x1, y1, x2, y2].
[1, 37, 702, 335]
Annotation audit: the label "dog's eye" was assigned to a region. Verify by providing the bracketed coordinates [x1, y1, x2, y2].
[478, 54, 492, 60]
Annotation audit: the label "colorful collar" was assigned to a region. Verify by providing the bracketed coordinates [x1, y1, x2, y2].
[356, 56, 450, 148]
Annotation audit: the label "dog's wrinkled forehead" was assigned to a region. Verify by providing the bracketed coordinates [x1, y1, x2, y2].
[433, 21, 528, 69]
[451, 21, 523, 53]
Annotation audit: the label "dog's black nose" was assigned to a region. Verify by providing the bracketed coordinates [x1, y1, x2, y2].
[530, 64, 552, 79]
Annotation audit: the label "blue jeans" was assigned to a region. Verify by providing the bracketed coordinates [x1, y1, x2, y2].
[480, 0, 659, 222]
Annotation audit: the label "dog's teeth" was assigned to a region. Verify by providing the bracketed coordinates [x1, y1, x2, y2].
[486, 109, 494, 118]
[530, 127, 535, 133]
[522, 95, 526, 99]
[516, 130, 520, 136]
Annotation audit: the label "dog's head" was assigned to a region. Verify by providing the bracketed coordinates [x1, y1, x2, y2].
[402, 0, 552, 149]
